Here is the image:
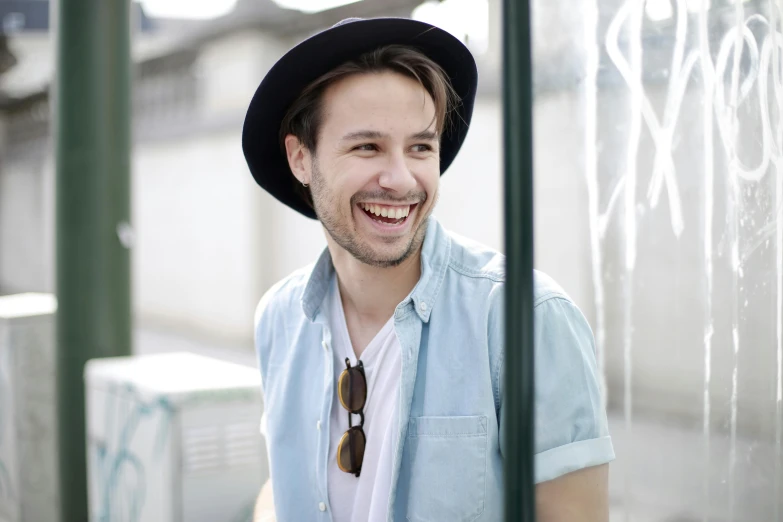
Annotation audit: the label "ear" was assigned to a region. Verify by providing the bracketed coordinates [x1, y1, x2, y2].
[284, 134, 313, 186]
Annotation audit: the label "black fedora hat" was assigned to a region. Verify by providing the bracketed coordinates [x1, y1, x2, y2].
[241, 17, 478, 220]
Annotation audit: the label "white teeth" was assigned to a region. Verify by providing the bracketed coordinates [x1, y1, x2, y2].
[361, 204, 412, 220]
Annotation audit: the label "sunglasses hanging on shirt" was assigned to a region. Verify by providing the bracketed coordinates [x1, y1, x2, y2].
[337, 358, 367, 477]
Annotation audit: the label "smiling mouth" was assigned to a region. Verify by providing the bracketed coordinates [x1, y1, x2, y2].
[359, 202, 418, 226]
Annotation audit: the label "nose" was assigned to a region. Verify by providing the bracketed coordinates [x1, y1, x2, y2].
[377, 151, 417, 195]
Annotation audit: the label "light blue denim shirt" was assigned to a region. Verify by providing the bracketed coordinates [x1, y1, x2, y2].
[254, 216, 615, 521]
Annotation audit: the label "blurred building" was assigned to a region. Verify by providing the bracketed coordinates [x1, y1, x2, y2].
[2, 0, 779, 428]
[3, 0, 783, 518]
[3, 0, 780, 429]
[0, 0, 506, 345]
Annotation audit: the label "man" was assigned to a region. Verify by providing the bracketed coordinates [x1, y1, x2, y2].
[244, 17, 614, 522]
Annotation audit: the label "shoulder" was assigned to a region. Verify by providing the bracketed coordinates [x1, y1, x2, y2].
[532, 270, 572, 308]
[253, 263, 313, 335]
[444, 229, 572, 306]
[445, 230, 505, 283]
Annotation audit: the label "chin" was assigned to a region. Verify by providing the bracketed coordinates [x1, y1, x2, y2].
[376, 245, 417, 266]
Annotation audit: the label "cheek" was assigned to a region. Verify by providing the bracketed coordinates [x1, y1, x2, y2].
[422, 170, 440, 200]
[331, 178, 363, 212]
[315, 162, 353, 201]
[336, 163, 374, 198]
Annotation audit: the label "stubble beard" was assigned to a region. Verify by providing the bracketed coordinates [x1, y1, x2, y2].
[309, 160, 433, 268]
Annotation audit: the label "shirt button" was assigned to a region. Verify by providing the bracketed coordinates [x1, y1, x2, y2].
[322, 340, 329, 351]
[419, 302, 428, 312]
[316, 420, 321, 431]
[319, 502, 326, 512]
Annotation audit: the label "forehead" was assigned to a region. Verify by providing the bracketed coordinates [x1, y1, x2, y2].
[319, 71, 436, 133]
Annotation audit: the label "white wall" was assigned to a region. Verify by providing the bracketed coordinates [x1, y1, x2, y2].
[0, 154, 54, 295]
[112, 30, 289, 344]
[438, 98, 504, 253]
[197, 30, 290, 120]
[132, 131, 269, 344]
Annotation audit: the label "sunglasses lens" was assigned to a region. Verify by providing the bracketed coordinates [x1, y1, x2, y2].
[337, 426, 366, 474]
[339, 367, 367, 413]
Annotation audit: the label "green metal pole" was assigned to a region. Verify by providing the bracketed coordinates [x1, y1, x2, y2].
[503, 0, 536, 520]
[55, 0, 132, 520]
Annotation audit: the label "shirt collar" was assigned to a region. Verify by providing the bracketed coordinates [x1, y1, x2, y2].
[300, 216, 451, 323]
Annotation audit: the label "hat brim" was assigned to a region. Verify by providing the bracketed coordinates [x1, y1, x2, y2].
[242, 17, 478, 220]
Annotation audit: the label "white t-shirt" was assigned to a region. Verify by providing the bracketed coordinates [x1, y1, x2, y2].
[325, 274, 402, 522]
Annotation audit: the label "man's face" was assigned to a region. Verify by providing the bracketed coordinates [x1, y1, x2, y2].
[299, 71, 441, 268]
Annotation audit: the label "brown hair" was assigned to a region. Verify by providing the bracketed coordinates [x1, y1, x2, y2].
[280, 45, 460, 210]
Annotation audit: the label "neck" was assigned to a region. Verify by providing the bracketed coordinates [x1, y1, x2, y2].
[328, 242, 422, 326]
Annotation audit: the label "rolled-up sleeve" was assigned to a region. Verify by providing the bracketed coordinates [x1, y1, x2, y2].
[531, 294, 614, 483]
[499, 291, 615, 484]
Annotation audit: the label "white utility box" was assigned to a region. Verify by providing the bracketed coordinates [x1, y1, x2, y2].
[0, 293, 59, 522]
[85, 352, 264, 522]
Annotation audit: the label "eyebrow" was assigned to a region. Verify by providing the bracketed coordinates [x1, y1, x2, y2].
[410, 130, 439, 142]
[340, 129, 439, 142]
[341, 130, 385, 142]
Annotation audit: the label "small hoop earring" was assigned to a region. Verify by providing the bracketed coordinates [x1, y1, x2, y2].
[302, 181, 309, 187]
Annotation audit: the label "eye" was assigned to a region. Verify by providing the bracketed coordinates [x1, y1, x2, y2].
[411, 144, 434, 153]
[353, 143, 378, 152]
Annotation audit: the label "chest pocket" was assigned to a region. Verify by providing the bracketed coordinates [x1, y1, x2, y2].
[404, 415, 488, 522]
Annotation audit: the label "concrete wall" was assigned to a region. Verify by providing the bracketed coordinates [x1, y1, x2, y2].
[0, 293, 60, 522]
[0, 150, 54, 295]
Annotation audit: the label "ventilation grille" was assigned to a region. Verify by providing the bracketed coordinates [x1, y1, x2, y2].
[182, 422, 260, 473]
[224, 422, 259, 468]
[183, 426, 220, 472]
